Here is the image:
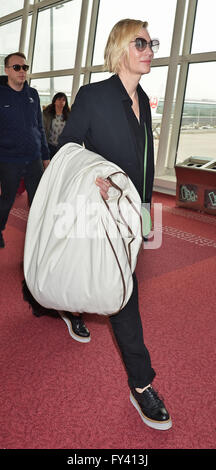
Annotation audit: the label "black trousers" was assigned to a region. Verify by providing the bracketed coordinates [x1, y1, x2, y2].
[109, 274, 156, 389]
[0, 159, 44, 231]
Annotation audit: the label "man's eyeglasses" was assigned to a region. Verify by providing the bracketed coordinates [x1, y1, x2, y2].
[7, 64, 29, 72]
[131, 38, 160, 53]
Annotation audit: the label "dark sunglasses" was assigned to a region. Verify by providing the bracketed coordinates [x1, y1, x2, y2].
[131, 38, 160, 53]
[7, 64, 29, 72]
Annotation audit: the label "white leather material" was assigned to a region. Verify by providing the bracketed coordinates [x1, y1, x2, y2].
[24, 143, 142, 315]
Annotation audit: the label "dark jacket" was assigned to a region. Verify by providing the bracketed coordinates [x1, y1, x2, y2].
[59, 74, 154, 203]
[42, 107, 53, 142]
[0, 75, 49, 163]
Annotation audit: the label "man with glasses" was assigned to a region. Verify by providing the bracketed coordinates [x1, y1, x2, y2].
[0, 52, 50, 248]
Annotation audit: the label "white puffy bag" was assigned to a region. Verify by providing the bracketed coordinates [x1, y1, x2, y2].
[24, 143, 143, 315]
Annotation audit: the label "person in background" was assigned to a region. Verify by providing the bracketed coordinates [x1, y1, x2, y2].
[23, 95, 89, 343]
[0, 52, 50, 249]
[0, 53, 89, 344]
[58, 18, 172, 431]
[43, 92, 70, 159]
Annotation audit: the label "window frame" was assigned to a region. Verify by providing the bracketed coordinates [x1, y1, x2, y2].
[1, 0, 216, 194]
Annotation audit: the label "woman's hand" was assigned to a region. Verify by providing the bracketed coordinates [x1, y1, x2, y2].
[95, 177, 111, 200]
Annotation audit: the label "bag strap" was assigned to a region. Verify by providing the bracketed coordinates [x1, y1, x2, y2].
[101, 174, 142, 312]
[106, 174, 142, 267]
[141, 123, 152, 236]
[143, 122, 148, 202]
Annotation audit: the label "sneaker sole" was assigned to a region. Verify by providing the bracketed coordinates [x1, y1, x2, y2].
[58, 311, 91, 343]
[130, 392, 172, 431]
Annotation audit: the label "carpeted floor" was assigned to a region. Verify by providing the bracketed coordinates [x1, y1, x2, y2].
[0, 191, 215, 449]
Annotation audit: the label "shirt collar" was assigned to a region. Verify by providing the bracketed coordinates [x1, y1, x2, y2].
[109, 74, 133, 104]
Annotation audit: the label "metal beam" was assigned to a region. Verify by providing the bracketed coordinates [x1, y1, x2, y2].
[27, 4, 38, 76]
[83, 0, 100, 85]
[0, 10, 24, 25]
[166, 0, 198, 170]
[155, 0, 187, 177]
[19, 0, 30, 52]
[70, 0, 89, 104]
[181, 51, 216, 63]
[32, 0, 72, 10]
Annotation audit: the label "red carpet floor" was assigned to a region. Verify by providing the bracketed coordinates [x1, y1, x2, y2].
[0, 192, 215, 449]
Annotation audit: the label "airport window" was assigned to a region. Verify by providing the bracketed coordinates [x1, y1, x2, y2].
[0, 14, 31, 74]
[30, 74, 84, 108]
[0, 0, 24, 17]
[0, 20, 22, 72]
[0, 0, 215, 192]
[30, 76, 74, 108]
[176, 62, 216, 163]
[92, 0, 177, 66]
[140, 66, 168, 161]
[191, 0, 216, 53]
[32, 0, 82, 73]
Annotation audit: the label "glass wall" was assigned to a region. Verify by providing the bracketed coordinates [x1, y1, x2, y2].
[176, 62, 216, 163]
[0, 0, 215, 192]
[0, 19, 22, 55]
[0, 1, 24, 17]
[92, 0, 177, 65]
[0, 19, 22, 74]
[31, 75, 84, 108]
[32, 1, 82, 73]
[30, 76, 74, 108]
[191, 0, 216, 53]
[140, 67, 168, 161]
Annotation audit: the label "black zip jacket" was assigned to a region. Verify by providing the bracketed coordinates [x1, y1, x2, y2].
[0, 76, 49, 163]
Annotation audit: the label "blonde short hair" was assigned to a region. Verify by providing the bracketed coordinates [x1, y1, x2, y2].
[104, 19, 148, 74]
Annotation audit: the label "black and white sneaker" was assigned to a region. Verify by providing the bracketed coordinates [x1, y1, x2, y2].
[130, 386, 172, 430]
[59, 311, 91, 343]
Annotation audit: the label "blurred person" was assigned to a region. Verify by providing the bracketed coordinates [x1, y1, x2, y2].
[23, 92, 90, 343]
[58, 19, 172, 430]
[0, 52, 88, 343]
[43, 92, 70, 159]
[0, 52, 50, 248]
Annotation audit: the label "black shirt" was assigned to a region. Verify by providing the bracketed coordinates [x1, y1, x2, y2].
[117, 79, 147, 202]
[124, 98, 146, 202]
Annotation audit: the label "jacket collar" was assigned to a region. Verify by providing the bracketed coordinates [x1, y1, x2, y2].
[109, 74, 144, 104]
[109, 74, 132, 103]
[0, 75, 28, 92]
[0, 75, 8, 86]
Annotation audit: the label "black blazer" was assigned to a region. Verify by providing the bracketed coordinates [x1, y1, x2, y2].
[59, 74, 154, 203]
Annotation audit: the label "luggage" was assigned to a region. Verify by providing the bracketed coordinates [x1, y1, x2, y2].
[24, 143, 142, 315]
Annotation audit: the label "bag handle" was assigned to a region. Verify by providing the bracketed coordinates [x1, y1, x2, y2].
[100, 173, 142, 313]
[107, 173, 143, 258]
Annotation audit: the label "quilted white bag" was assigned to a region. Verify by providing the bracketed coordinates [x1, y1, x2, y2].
[24, 143, 143, 315]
